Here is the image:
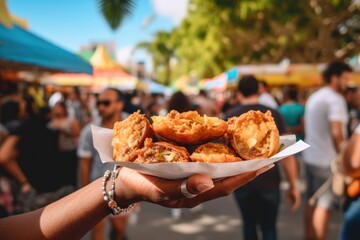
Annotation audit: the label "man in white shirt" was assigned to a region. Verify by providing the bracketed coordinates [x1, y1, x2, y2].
[77, 88, 132, 240]
[258, 80, 279, 109]
[303, 62, 353, 240]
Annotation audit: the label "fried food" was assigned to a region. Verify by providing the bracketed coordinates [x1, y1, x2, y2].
[151, 110, 227, 145]
[190, 142, 242, 163]
[132, 138, 190, 164]
[227, 110, 279, 160]
[112, 110, 153, 162]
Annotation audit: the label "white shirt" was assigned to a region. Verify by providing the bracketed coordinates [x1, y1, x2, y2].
[259, 92, 278, 109]
[303, 87, 348, 168]
[355, 124, 360, 134]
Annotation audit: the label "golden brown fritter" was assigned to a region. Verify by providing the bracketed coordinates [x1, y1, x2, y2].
[190, 142, 242, 163]
[227, 110, 279, 160]
[112, 110, 153, 162]
[151, 110, 227, 145]
[132, 138, 190, 164]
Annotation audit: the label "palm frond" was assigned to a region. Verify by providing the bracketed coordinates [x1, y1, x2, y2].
[97, 0, 136, 31]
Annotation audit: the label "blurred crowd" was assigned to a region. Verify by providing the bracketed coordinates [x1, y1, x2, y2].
[1, 61, 360, 240]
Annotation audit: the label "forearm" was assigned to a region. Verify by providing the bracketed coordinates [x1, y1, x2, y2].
[0, 178, 109, 240]
[343, 133, 360, 178]
[0, 164, 274, 239]
[2, 159, 28, 184]
[331, 121, 345, 151]
[289, 125, 302, 135]
[281, 156, 299, 188]
[80, 158, 91, 186]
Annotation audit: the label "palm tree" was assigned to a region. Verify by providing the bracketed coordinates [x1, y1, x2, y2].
[133, 31, 175, 85]
[97, 0, 136, 31]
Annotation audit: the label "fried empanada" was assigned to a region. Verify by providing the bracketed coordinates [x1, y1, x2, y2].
[227, 110, 279, 160]
[190, 142, 242, 163]
[112, 110, 153, 162]
[151, 110, 227, 145]
[132, 138, 190, 163]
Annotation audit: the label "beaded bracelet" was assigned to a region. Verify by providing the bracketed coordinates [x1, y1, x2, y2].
[102, 165, 135, 215]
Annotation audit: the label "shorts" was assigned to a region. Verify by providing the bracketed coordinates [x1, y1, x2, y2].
[305, 163, 341, 210]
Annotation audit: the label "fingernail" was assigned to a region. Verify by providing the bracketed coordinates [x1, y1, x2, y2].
[256, 164, 275, 176]
[196, 183, 214, 193]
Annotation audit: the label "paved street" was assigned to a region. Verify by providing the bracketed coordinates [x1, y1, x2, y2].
[125, 192, 342, 240]
[83, 189, 342, 240]
[82, 160, 343, 240]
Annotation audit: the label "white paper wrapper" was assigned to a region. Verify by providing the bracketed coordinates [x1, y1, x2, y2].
[92, 125, 310, 179]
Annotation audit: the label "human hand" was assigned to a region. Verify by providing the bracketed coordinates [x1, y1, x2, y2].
[286, 185, 301, 212]
[20, 182, 33, 193]
[115, 164, 274, 209]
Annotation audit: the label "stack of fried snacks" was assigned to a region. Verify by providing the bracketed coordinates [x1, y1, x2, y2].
[111, 110, 279, 163]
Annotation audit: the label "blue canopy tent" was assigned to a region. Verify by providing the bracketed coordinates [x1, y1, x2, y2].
[0, 24, 93, 74]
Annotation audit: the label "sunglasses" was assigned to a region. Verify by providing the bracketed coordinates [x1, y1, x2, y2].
[96, 100, 112, 107]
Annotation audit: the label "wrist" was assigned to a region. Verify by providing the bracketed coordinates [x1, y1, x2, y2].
[289, 180, 300, 190]
[102, 166, 135, 215]
[282, 180, 300, 191]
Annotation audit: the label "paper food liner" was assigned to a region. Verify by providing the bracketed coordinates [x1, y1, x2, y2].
[92, 125, 310, 179]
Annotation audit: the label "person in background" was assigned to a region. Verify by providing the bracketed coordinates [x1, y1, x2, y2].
[78, 88, 131, 240]
[65, 87, 83, 125]
[48, 101, 81, 189]
[224, 75, 300, 240]
[0, 121, 14, 218]
[0, 104, 72, 214]
[340, 123, 360, 240]
[345, 86, 360, 137]
[0, 100, 24, 218]
[221, 90, 239, 117]
[279, 86, 305, 142]
[144, 100, 162, 122]
[123, 91, 143, 115]
[166, 91, 196, 114]
[194, 89, 220, 117]
[302, 62, 352, 240]
[258, 80, 279, 109]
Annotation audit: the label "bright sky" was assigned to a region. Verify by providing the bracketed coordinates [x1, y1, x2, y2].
[7, 0, 189, 70]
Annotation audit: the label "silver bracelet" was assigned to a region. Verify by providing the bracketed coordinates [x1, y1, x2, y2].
[102, 165, 135, 215]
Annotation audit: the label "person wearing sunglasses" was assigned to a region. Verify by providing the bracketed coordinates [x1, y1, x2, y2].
[77, 87, 133, 240]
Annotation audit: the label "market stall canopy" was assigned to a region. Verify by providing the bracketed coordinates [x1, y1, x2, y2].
[171, 75, 201, 95]
[44, 45, 138, 92]
[90, 44, 119, 70]
[205, 63, 331, 91]
[254, 63, 326, 87]
[0, 23, 93, 74]
[137, 80, 173, 96]
[200, 66, 240, 92]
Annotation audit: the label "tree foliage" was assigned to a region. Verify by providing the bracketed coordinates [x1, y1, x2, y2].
[97, 0, 136, 31]
[98, 0, 360, 82]
[171, 0, 360, 79]
[133, 31, 175, 85]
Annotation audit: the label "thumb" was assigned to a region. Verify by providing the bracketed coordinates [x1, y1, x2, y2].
[186, 174, 215, 195]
